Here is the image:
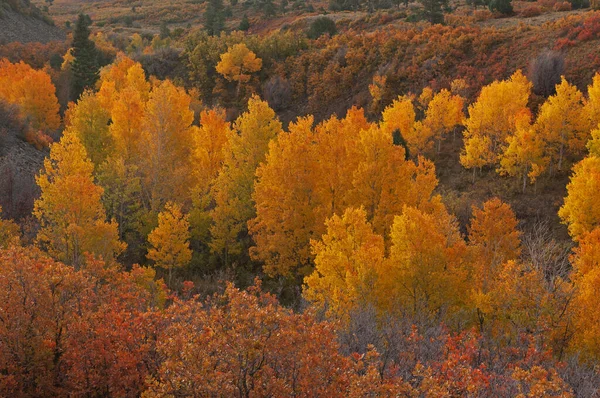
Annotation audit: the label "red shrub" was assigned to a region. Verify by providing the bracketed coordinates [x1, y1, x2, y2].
[553, 1, 572, 10]
[520, 5, 543, 17]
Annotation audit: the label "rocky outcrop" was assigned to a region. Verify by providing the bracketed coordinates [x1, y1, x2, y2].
[0, 3, 65, 44]
[0, 105, 46, 220]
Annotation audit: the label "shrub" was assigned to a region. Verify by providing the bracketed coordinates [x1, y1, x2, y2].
[529, 50, 565, 97]
[263, 75, 292, 111]
[520, 5, 542, 16]
[488, 0, 513, 14]
[307, 16, 337, 39]
[553, 0, 572, 9]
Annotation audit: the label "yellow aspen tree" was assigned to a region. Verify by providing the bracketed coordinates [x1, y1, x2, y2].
[381, 205, 467, 319]
[586, 127, 600, 157]
[535, 77, 587, 171]
[498, 110, 548, 192]
[139, 80, 195, 211]
[350, 125, 442, 236]
[569, 264, 600, 362]
[64, 90, 112, 167]
[33, 131, 125, 268]
[584, 72, 600, 131]
[381, 96, 422, 154]
[189, 109, 231, 242]
[569, 228, 600, 361]
[461, 70, 531, 171]
[418, 86, 434, 110]
[210, 96, 281, 265]
[559, 156, 600, 240]
[422, 89, 465, 152]
[250, 108, 369, 278]
[249, 116, 321, 277]
[147, 202, 192, 285]
[303, 207, 385, 322]
[476, 260, 551, 342]
[313, 107, 368, 217]
[109, 87, 146, 160]
[215, 43, 262, 97]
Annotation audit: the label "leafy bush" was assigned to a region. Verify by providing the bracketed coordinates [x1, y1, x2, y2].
[307, 16, 337, 39]
[553, 1, 572, 10]
[529, 51, 564, 96]
[488, 0, 513, 14]
[520, 5, 542, 16]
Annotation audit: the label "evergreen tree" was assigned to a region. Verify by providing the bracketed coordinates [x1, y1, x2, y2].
[159, 21, 171, 39]
[204, 0, 225, 36]
[392, 129, 410, 160]
[239, 14, 250, 31]
[71, 14, 99, 100]
[418, 0, 448, 24]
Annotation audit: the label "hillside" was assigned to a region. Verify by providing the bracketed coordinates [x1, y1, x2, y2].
[0, 0, 65, 43]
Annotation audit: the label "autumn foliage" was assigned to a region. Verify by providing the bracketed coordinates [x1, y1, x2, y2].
[4, 26, 600, 394]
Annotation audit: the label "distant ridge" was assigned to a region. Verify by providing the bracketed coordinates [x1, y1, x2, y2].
[0, 0, 65, 43]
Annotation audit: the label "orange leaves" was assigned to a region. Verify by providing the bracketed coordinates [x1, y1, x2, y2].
[0, 59, 60, 131]
[146, 281, 355, 397]
[250, 106, 441, 278]
[0, 246, 162, 396]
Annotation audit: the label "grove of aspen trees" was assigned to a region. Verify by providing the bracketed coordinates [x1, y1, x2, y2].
[5, 1, 600, 395]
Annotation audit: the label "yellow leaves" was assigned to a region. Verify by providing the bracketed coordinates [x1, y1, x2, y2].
[304, 207, 385, 322]
[64, 90, 112, 167]
[383, 205, 467, 317]
[192, 109, 231, 189]
[535, 77, 586, 170]
[0, 59, 61, 131]
[461, 70, 531, 169]
[498, 110, 548, 190]
[584, 72, 600, 132]
[216, 43, 262, 95]
[559, 156, 600, 241]
[381, 89, 463, 156]
[140, 80, 196, 210]
[147, 202, 192, 274]
[570, 263, 600, 362]
[381, 95, 417, 151]
[250, 105, 442, 278]
[368, 74, 386, 111]
[34, 131, 125, 267]
[210, 96, 281, 260]
[304, 204, 468, 322]
[249, 116, 320, 277]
